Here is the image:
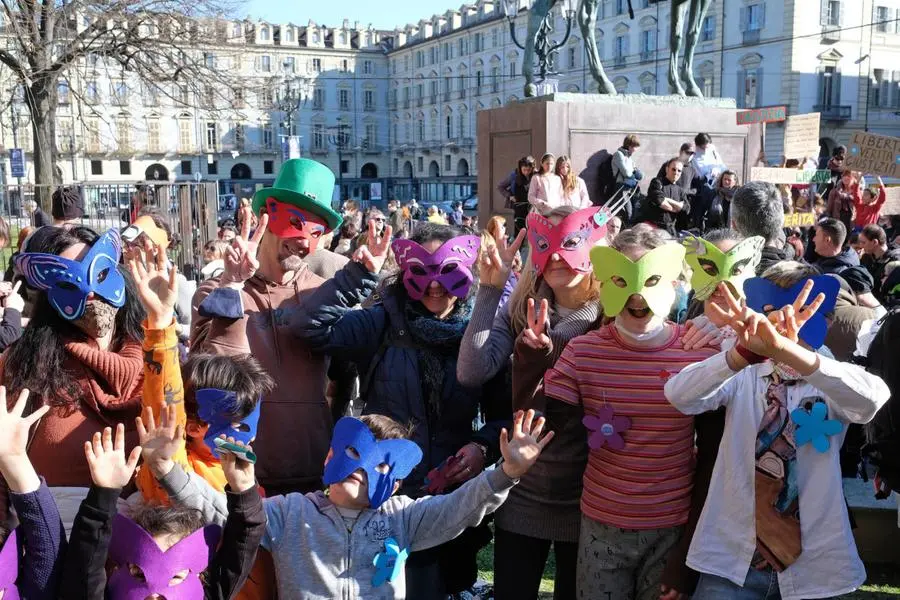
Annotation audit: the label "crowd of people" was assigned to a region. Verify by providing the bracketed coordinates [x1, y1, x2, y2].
[0, 151, 894, 600]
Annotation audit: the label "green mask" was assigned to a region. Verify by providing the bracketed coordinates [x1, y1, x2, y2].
[590, 244, 686, 317]
[682, 236, 765, 300]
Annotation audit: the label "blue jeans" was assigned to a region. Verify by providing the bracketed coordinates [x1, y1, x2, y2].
[693, 567, 781, 599]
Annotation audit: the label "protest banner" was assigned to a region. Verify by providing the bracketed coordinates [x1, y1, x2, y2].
[882, 186, 900, 216]
[844, 131, 900, 178]
[783, 113, 820, 160]
[750, 167, 830, 184]
[736, 106, 787, 125]
[784, 212, 816, 228]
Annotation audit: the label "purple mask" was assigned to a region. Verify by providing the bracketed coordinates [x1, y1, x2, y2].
[0, 529, 19, 600]
[107, 514, 221, 600]
[391, 235, 480, 300]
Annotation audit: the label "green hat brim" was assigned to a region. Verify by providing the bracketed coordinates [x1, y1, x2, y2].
[252, 187, 343, 232]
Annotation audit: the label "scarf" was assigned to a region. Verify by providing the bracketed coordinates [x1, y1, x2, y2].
[405, 299, 472, 428]
[63, 339, 144, 419]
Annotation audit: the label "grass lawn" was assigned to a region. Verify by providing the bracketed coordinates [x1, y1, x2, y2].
[476, 534, 900, 599]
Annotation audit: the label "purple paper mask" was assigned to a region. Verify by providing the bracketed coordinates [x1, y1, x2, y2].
[391, 235, 481, 300]
[107, 514, 221, 600]
[0, 529, 19, 600]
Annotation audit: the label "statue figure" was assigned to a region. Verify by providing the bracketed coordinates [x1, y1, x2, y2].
[578, 0, 616, 94]
[520, 0, 563, 97]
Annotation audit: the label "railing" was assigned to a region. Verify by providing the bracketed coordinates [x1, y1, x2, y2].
[640, 50, 654, 62]
[614, 55, 626, 68]
[742, 29, 761, 44]
[821, 24, 841, 42]
[814, 104, 852, 120]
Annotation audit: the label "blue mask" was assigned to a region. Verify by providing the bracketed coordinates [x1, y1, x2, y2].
[196, 389, 262, 457]
[14, 228, 126, 320]
[324, 417, 423, 509]
[743, 275, 840, 349]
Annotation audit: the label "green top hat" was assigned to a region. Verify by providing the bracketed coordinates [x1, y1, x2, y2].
[252, 158, 343, 231]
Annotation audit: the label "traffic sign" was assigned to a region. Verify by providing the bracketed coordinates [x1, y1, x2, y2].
[9, 148, 25, 178]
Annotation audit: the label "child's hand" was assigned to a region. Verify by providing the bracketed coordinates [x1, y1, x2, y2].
[218, 436, 256, 493]
[499, 409, 554, 480]
[0, 387, 47, 493]
[522, 298, 551, 350]
[84, 424, 142, 489]
[135, 405, 183, 479]
[126, 238, 178, 330]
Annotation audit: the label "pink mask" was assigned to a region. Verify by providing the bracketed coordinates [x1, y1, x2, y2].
[107, 514, 221, 600]
[392, 235, 481, 300]
[0, 529, 19, 600]
[264, 197, 328, 247]
[526, 207, 609, 274]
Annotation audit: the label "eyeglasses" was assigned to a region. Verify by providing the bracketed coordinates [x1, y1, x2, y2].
[372, 217, 385, 223]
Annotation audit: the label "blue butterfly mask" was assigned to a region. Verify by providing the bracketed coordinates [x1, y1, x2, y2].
[196, 388, 262, 456]
[14, 228, 126, 321]
[324, 417, 423, 509]
[742, 275, 840, 349]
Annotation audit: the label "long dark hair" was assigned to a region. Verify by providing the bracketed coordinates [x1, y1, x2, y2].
[4, 226, 145, 408]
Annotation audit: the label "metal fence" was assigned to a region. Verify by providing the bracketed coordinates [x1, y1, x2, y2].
[0, 182, 218, 281]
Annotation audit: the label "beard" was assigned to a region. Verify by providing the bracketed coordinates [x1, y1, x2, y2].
[280, 255, 305, 272]
[73, 300, 118, 339]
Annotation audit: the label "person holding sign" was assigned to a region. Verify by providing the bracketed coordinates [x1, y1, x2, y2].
[825, 170, 860, 233]
[853, 176, 887, 229]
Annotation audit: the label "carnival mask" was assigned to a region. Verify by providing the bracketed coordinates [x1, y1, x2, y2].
[682, 235, 764, 301]
[15, 228, 126, 321]
[323, 417, 423, 509]
[264, 198, 328, 249]
[392, 236, 480, 301]
[526, 207, 609, 275]
[0, 529, 19, 600]
[196, 389, 262, 462]
[743, 275, 840, 349]
[107, 514, 221, 600]
[590, 244, 686, 318]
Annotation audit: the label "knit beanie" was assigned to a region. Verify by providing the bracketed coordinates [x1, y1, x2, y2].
[51, 187, 84, 220]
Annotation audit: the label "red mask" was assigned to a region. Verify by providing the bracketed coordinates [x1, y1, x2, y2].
[264, 198, 328, 249]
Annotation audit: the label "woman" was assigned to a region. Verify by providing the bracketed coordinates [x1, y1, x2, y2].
[498, 156, 536, 236]
[528, 153, 563, 215]
[555, 155, 592, 209]
[293, 222, 507, 600]
[458, 205, 606, 599]
[826, 169, 861, 233]
[234, 197, 257, 233]
[708, 170, 738, 230]
[0, 226, 145, 529]
[485, 214, 509, 248]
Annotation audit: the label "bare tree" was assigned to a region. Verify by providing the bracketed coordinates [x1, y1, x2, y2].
[0, 0, 243, 206]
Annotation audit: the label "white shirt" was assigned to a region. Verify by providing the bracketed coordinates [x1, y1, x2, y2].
[664, 352, 889, 600]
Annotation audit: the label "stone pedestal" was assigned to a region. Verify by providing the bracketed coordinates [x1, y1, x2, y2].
[476, 93, 764, 224]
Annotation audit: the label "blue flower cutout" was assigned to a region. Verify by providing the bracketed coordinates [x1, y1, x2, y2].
[849, 145, 860, 156]
[895, 154, 900, 165]
[372, 537, 409, 587]
[791, 401, 842, 453]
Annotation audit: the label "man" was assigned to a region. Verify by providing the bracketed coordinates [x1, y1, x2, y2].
[191, 158, 375, 496]
[690, 133, 728, 231]
[731, 181, 789, 274]
[387, 199, 404, 234]
[811, 218, 861, 276]
[612, 134, 643, 190]
[657, 142, 696, 195]
[51, 186, 84, 228]
[448, 201, 464, 226]
[642, 158, 690, 235]
[859, 224, 900, 294]
[408, 198, 423, 221]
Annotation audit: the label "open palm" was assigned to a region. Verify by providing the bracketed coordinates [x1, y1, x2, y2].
[0, 388, 47, 460]
[127, 240, 178, 328]
[135, 405, 183, 471]
[84, 424, 142, 489]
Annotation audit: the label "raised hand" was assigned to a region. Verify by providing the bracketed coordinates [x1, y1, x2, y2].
[135, 405, 183, 479]
[681, 315, 723, 350]
[127, 239, 178, 329]
[3, 281, 24, 314]
[522, 298, 551, 350]
[765, 279, 826, 344]
[222, 212, 269, 286]
[479, 229, 526, 288]
[84, 423, 142, 489]
[218, 436, 257, 493]
[0, 387, 47, 494]
[499, 409, 555, 480]
[353, 219, 394, 274]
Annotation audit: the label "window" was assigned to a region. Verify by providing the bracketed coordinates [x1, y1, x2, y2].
[474, 32, 483, 52]
[178, 85, 190, 105]
[417, 118, 424, 142]
[737, 67, 763, 108]
[430, 47, 437, 65]
[458, 112, 466, 137]
[313, 88, 325, 109]
[818, 65, 841, 107]
[444, 77, 452, 100]
[491, 66, 500, 93]
[116, 117, 130, 151]
[444, 43, 450, 61]
[86, 81, 99, 104]
[283, 57, 295, 73]
[366, 123, 377, 146]
[58, 81, 70, 105]
[86, 118, 101, 153]
[364, 60, 373, 74]
[430, 116, 437, 140]
[312, 58, 321, 72]
[263, 124, 274, 148]
[876, 6, 890, 32]
[90, 160, 103, 175]
[616, 0, 627, 15]
[417, 157, 424, 172]
[119, 160, 131, 175]
[204, 85, 215, 106]
[208, 160, 218, 175]
[179, 120, 193, 151]
[313, 124, 325, 149]
[740, 3, 765, 42]
[614, 36, 628, 66]
[181, 160, 193, 175]
[568, 47, 577, 68]
[822, 0, 841, 26]
[404, 56, 409, 71]
[144, 84, 160, 106]
[640, 30, 655, 60]
[446, 114, 453, 138]
[261, 89, 274, 107]
[340, 89, 350, 110]
[233, 88, 245, 108]
[364, 90, 375, 111]
[260, 55, 271, 72]
[641, 77, 655, 95]
[259, 26, 270, 41]
[492, 28, 500, 47]
[112, 81, 128, 105]
[285, 28, 294, 43]
[234, 123, 245, 150]
[701, 16, 715, 42]
[416, 51, 424, 68]
[458, 37, 467, 56]
[445, 155, 452, 172]
[340, 160, 349, 174]
[204, 53, 216, 69]
[342, 59, 349, 72]
[264, 160, 274, 174]
[509, 62, 516, 78]
[148, 119, 161, 152]
[206, 122, 218, 151]
[458, 74, 466, 98]
[476, 71, 483, 93]
[403, 87, 410, 107]
[430, 81, 439, 103]
[57, 120, 74, 152]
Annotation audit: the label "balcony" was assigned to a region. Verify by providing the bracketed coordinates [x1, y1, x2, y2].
[742, 29, 761, 45]
[444, 92, 451, 101]
[459, 89, 466, 100]
[403, 99, 410, 109]
[364, 103, 375, 112]
[614, 55, 626, 68]
[339, 103, 350, 111]
[310, 146, 328, 156]
[417, 98, 423, 107]
[814, 104, 851, 121]
[821, 24, 841, 43]
[640, 50, 654, 63]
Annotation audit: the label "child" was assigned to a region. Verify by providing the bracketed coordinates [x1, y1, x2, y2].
[126, 245, 274, 503]
[0, 388, 66, 600]
[664, 266, 890, 599]
[854, 175, 887, 229]
[143, 409, 553, 599]
[61, 421, 265, 599]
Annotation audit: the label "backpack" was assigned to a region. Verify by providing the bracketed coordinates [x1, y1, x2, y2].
[596, 154, 618, 203]
[860, 308, 900, 497]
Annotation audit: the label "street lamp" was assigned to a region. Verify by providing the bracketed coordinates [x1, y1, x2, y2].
[502, 0, 576, 97]
[328, 122, 351, 202]
[277, 70, 312, 156]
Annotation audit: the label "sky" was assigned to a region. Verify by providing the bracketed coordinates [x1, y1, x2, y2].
[242, 0, 464, 30]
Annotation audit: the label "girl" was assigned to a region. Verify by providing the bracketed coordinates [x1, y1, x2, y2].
[544, 227, 720, 599]
[528, 153, 563, 215]
[458, 205, 606, 599]
[555, 155, 592, 210]
[498, 156, 535, 236]
[826, 169, 860, 233]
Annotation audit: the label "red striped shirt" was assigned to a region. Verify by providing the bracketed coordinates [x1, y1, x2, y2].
[544, 323, 718, 529]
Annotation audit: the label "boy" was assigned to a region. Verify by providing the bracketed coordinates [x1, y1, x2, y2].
[61, 422, 265, 600]
[142, 409, 553, 599]
[664, 266, 890, 599]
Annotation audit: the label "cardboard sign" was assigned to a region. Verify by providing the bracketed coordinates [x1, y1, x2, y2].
[736, 106, 787, 125]
[784, 212, 816, 228]
[845, 131, 900, 178]
[750, 167, 830, 184]
[783, 113, 821, 160]
[882, 187, 900, 216]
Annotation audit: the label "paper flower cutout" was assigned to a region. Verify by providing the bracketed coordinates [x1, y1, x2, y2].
[791, 401, 842, 453]
[849, 145, 860, 156]
[372, 538, 409, 587]
[583, 406, 631, 451]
